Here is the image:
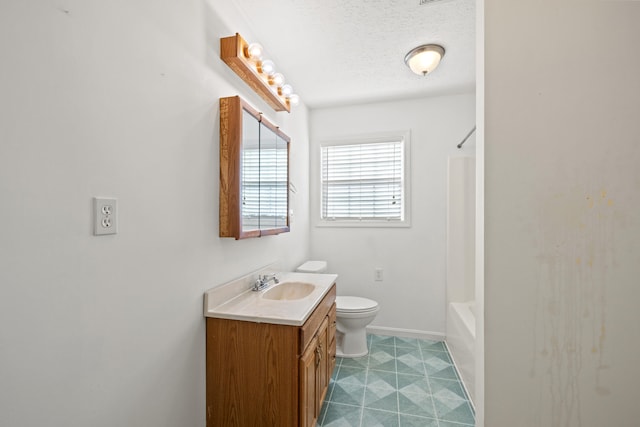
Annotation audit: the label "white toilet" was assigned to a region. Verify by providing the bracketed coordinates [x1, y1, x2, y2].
[296, 261, 379, 358]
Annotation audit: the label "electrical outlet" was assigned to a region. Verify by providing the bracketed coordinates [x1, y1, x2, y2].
[374, 268, 383, 281]
[94, 197, 117, 235]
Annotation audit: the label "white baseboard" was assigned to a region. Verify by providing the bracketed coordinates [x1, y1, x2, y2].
[366, 326, 445, 342]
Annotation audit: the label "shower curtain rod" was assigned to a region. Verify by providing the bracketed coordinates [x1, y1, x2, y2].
[457, 126, 476, 149]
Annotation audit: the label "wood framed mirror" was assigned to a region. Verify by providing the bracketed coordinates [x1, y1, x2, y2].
[219, 96, 290, 239]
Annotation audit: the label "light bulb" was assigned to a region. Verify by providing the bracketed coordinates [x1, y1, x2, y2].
[246, 43, 263, 60]
[408, 51, 440, 75]
[260, 59, 275, 76]
[270, 73, 285, 87]
[281, 84, 293, 97]
[288, 94, 300, 106]
[404, 44, 445, 76]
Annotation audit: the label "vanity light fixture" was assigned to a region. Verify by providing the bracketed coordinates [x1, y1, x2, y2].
[404, 44, 445, 76]
[220, 33, 299, 112]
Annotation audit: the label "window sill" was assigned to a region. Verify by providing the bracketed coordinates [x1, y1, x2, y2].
[315, 220, 411, 229]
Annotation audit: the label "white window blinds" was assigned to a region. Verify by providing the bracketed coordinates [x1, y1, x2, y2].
[241, 147, 288, 227]
[321, 140, 405, 221]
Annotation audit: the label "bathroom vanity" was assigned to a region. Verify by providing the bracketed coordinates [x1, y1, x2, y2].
[204, 272, 337, 427]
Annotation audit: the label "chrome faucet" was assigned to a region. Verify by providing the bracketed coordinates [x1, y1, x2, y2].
[253, 274, 279, 291]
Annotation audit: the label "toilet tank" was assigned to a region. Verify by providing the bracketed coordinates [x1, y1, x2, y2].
[296, 260, 328, 273]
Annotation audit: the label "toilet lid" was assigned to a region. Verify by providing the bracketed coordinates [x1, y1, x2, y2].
[336, 296, 379, 313]
[296, 260, 327, 273]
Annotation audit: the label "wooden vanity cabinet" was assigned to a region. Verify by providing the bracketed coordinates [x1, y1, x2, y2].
[206, 284, 336, 427]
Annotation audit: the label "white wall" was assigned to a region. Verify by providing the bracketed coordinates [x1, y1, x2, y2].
[310, 94, 475, 337]
[485, 1, 640, 425]
[0, 1, 310, 426]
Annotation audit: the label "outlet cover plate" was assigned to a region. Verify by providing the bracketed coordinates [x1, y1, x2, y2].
[94, 197, 117, 235]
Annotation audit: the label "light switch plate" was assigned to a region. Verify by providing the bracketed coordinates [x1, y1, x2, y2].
[94, 197, 117, 235]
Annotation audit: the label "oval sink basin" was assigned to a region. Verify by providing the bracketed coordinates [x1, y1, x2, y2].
[262, 282, 315, 301]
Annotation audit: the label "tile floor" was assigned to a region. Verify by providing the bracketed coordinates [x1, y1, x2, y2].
[316, 334, 475, 427]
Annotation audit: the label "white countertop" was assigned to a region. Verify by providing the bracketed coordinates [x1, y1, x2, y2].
[204, 271, 338, 326]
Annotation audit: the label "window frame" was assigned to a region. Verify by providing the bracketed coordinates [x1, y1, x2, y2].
[316, 131, 412, 228]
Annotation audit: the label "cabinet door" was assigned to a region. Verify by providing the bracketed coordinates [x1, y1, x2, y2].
[315, 318, 329, 412]
[300, 335, 318, 427]
[328, 305, 337, 378]
[258, 122, 288, 232]
[274, 131, 289, 229]
[240, 108, 260, 233]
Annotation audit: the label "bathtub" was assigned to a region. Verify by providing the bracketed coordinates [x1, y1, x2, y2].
[446, 301, 476, 404]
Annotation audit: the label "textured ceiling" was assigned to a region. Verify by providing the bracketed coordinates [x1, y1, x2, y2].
[231, 0, 476, 108]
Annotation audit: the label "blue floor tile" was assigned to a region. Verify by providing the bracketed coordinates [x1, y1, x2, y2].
[318, 334, 475, 427]
[319, 402, 361, 427]
[361, 408, 400, 427]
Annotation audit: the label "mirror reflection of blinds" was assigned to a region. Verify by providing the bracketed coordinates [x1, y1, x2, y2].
[321, 140, 404, 221]
[242, 148, 287, 225]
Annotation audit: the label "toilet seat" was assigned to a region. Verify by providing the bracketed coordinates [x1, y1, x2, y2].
[336, 296, 379, 313]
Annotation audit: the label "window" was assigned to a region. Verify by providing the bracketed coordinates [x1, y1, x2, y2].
[320, 133, 410, 226]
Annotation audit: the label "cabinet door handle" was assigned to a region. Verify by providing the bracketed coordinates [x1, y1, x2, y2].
[315, 345, 323, 366]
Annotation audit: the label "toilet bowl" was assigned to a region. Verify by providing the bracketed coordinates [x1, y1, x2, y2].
[335, 296, 379, 357]
[296, 261, 380, 358]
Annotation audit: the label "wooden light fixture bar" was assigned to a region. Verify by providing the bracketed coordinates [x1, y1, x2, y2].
[220, 33, 290, 113]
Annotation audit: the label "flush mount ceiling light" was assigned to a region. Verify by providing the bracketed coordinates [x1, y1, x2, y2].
[404, 44, 445, 76]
